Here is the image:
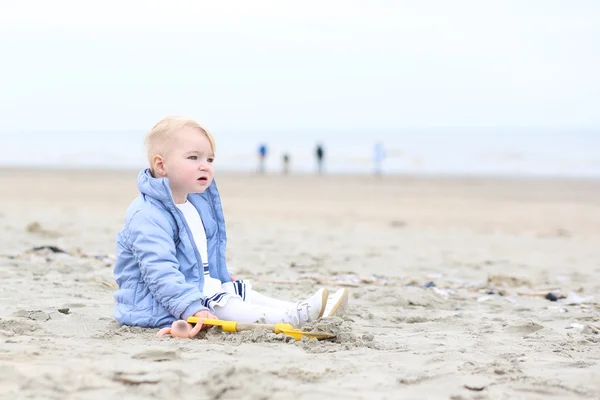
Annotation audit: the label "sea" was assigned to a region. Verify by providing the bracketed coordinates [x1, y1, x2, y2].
[2, 128, 599, 178]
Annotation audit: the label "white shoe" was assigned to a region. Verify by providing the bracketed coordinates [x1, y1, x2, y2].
[322, 288, 349, 318]
[289, 288, 328, 327]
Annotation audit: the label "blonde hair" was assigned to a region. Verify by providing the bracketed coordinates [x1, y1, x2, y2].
[145, 115, 216, 170]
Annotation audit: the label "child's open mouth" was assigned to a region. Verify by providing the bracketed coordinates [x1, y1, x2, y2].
[198, 177, 208, 182]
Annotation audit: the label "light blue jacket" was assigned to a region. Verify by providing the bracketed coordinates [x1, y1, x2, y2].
[113, 168, 231, 328]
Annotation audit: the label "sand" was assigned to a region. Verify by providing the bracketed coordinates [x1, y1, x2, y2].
[0, 167, 599, 400]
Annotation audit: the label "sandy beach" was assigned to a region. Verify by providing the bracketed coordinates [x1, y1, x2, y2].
[1, 167, 599, 400]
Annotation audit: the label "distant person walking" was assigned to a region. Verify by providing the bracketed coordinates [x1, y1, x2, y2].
[257, 143, 268, 174]
[315, 144, 325, 174]
[282, 153, 290, 175]
[373, 142, 385, 175]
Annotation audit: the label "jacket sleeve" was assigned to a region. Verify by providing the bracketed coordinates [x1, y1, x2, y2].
[127, 209, 208, 319]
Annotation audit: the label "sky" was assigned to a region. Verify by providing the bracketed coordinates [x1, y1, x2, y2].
[0, 0, 599, 136]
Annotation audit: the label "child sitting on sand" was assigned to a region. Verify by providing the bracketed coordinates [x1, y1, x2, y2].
[113, 116, 348, 335]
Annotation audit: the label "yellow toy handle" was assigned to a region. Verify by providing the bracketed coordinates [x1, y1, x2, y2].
[186, 317, 238, 332]
[186, 317, 289, 334]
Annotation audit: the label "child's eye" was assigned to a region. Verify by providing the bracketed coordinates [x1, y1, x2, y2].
[207, 158, 214, 163]
[188, 156, 198, 160]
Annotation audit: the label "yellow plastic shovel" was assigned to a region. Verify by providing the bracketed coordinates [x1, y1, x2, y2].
[186, 317, 336, 341]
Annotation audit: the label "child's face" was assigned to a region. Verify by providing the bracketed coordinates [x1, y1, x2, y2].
[162, 126, 215, 203]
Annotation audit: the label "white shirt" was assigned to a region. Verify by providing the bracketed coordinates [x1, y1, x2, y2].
[175, 201, 222, 295]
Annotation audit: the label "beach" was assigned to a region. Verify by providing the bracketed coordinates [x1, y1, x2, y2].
[1, 167, 599, 399]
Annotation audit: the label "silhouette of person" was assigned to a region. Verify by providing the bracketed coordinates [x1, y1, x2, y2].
[282, 153, 290, 175]
[373, 142, 385, 175]
[257, 143, 268, 174]
[315, 144, 324, 174]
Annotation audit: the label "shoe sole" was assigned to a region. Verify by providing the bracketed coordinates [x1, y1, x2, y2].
[323, 288, 349, 318]
[317, 288, 329, 318]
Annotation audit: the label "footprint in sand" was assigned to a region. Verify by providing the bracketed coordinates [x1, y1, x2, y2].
[504, 320, 544, 336]
[0, 329, 15, 337]
[132, 349, 180, 362]
[0, 319, 42, 335]
[13, 309, 51, 322]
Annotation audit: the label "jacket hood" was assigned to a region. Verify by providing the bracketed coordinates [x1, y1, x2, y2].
[137, 168, 174, 203]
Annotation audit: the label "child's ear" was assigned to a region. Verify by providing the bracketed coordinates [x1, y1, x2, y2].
[152, 155, 166, 177]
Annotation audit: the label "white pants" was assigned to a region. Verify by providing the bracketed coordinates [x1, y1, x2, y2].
[213, 290, 298, 324]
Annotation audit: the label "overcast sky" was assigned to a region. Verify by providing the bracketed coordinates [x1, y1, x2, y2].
[0, 0, 598, 134]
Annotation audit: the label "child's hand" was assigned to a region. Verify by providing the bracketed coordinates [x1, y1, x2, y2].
[157, 320, 193, 338]
[189, 310, 217, 337]
[230, 275, 238, 281]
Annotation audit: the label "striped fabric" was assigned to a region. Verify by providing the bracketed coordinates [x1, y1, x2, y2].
[200, 264, 251, 311]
